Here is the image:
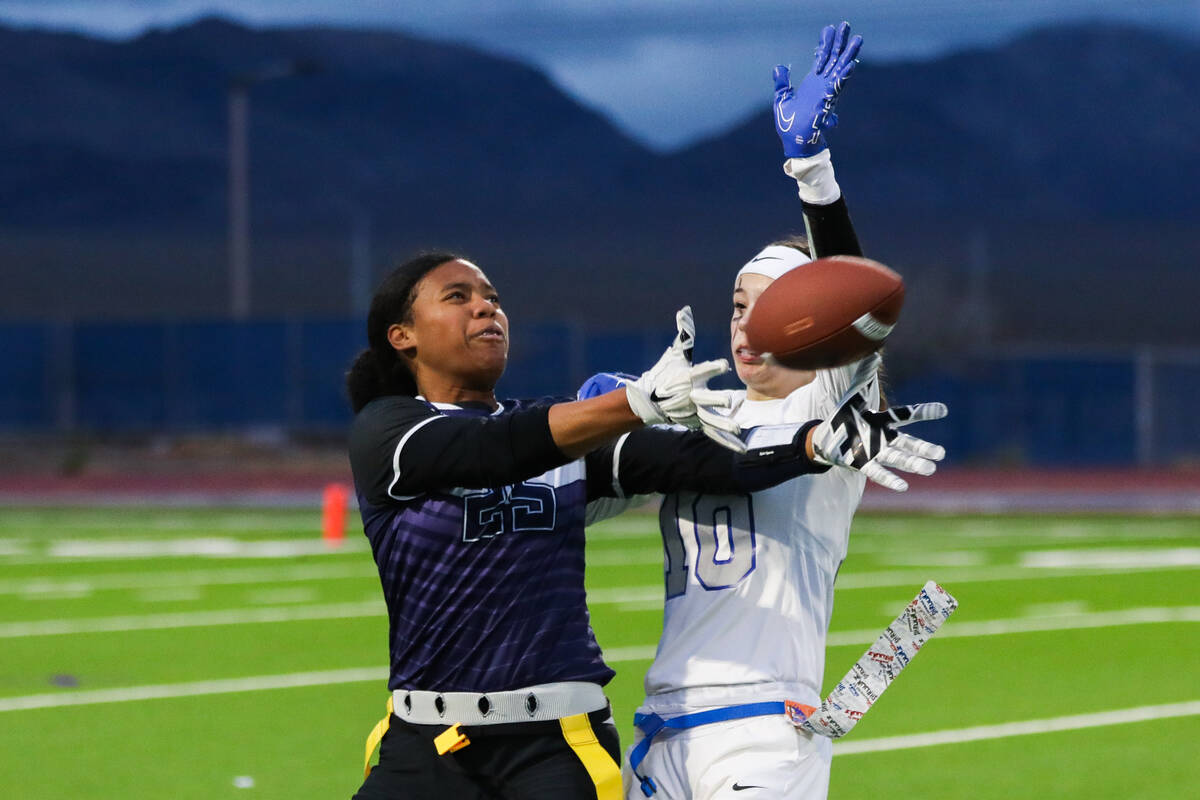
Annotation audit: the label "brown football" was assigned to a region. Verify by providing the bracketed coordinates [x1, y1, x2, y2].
[743, 255, 904, 369]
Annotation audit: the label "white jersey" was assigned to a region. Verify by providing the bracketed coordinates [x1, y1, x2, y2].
[640, 363, 878, 714]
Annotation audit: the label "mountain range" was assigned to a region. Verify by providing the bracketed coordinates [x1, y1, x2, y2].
[0, 17, 1197, 349]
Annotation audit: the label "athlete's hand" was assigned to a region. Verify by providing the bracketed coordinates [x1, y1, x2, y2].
[627, 307, 745, 452]
[774, 21, 863, 158]
[811, 355, 947, 491]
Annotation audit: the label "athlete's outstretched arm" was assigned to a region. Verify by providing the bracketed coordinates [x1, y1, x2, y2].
[351, 310, 742, 503]
[773, 21, 864, 258]
[584, 423, 827, 501]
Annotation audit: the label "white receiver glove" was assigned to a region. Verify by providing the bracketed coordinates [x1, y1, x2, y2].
[626, 306, 746, 453]
[812, 354, 948, 491]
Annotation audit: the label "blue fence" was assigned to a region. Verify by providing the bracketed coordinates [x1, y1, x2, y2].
[2, 320, 1197, 466]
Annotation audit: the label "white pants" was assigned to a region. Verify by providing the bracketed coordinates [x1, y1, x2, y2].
[623, 713, 832, 799]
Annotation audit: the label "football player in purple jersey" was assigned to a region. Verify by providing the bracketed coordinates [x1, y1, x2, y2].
[346, 252, 848, 799]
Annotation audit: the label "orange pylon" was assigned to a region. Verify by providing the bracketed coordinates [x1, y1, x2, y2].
[322, 483, 349, 547]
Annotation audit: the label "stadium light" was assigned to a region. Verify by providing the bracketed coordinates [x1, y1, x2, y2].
[227, 59, 320, 320]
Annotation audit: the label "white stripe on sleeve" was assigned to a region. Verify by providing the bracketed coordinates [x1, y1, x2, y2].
[611, 433, 632, 499]
[387, 415, 447, 501]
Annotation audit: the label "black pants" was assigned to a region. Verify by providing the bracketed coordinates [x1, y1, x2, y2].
[353, 707, 621, 800]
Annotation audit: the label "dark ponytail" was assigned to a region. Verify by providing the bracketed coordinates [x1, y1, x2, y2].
[345, 251, 463, 413]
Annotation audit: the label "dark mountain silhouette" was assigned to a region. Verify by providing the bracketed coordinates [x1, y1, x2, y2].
[0, 17, 1196, 349]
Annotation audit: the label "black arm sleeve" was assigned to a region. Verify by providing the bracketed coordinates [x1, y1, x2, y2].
[584, 422, 828, 501]
[348, 396, 571, 505]
[802, 195, 863, 258]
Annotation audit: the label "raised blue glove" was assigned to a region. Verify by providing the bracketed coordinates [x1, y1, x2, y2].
[773, 21, 863, 158]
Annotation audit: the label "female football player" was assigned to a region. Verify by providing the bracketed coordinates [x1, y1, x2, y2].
[345, 246, 918, 799]
[623, 23, 948, 800]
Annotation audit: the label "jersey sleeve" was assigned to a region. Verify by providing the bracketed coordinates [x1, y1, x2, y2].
[348, 396, 571, 505]
[585, 424, 828, 500]
[801, 195, 862, 259]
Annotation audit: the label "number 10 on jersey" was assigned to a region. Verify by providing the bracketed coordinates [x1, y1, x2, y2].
[659, 493, 757, 598]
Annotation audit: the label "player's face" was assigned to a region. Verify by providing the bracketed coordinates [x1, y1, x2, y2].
[731, 272, 815, 401]
[393, 259, 509, 397]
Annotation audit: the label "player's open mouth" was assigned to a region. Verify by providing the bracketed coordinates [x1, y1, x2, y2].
[472, 327, 506, 342]
[735, 347, 763, 365]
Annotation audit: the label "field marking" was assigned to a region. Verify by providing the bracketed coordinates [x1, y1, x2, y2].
[600, 608, 1200, 654]
[0, 646, 659, 713]
[3, 598, 1197, 641]
[23, 556, 1150, 604]
[586, 524, 1200, 550]
[594, 561, 1200, 611]
[586, 586, 662, 604]
[0, 601, 385, 638]
[5, 550, 1194, 599]
[0, 563, 375, 597]
[603, 644, 658, 661]
[833, 562, 1199, 589]
[2, 661, 1195, 770]
[0, 512, 321, 533]
[877, 551, 986, 567]
[834, 701, 1200, 756]
[586, 549, 665, 566]
[826, 606, 1200, 648]
[1021, 547, 1200, 569]
[0, 668, 388, 712]
[43, 537, 368, 560]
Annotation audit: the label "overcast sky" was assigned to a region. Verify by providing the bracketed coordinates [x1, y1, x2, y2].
[1, 1, 1196, 149]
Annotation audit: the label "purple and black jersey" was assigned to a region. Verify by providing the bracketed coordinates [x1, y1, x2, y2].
[349, 394, 825, 694]
[350, 395, 605, 692]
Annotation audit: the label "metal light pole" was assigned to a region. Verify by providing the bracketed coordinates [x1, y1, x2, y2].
[227, 60, 319, 320]
[228, 82, 251, 319]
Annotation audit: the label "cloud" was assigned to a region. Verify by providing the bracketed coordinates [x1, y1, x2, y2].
[0, 0, 1195, 149]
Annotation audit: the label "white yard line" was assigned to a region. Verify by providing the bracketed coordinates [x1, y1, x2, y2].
[5, 552, 1194, 600]
[0, 537, 368, 565]
[585, 549, 665, 567]
[833, 563, 1198, 589]
[0, 648, 659, 713]
[598, 608, 1200, 655]
[0, 563, 376, 597]
[1021, 548, 1200, 569]
[5, 601, 1195, 644]
[0, 513, 319, 532]
[0, 668, 387, 712]
[0, 601, 385, 638]
[825, 606, 1200, 648]
[585, 518, 1200, 547]
[585, 586, 662, 605]
[834, 701, 1200, 756]
[2, 665, 1195, 767]
[593, 562, 1200, 608]
[45, 537, 368, 559]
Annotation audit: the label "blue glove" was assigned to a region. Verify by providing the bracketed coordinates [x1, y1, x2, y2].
[773, 21, 863, 158]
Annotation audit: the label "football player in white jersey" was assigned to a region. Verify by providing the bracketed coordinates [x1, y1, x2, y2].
[622, 23, 949, 799]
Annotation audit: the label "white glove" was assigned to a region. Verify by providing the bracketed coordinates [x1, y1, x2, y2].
[626, 306, 746, 452]
[812, 355, 948, 491]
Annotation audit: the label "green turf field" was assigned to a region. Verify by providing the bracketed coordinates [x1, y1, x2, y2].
[0, 506, 1196, 798]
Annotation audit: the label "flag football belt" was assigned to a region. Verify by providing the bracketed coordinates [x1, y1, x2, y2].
[392, 681, 607, 725]
[364, 682, 619, 797]
[629, 700, 815, 797]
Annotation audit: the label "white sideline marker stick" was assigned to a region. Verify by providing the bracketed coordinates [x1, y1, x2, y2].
[799, 580, 958, 739]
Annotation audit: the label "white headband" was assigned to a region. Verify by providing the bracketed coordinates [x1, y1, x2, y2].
[735, 245, 812, 283]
